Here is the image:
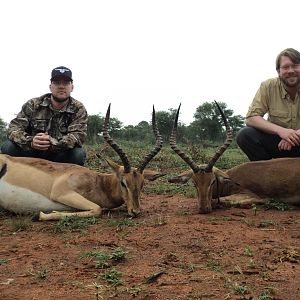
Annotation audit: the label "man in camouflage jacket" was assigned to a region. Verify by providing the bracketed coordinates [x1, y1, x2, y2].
[0, 66, 88, 165]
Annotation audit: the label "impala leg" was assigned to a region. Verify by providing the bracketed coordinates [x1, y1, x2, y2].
[39, 192, 102, 221]
[219, 193, 266, 207]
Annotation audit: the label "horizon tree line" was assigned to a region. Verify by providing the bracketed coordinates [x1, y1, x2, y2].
[0, 101, 244, 145]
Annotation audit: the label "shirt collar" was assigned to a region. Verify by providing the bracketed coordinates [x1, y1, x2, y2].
[40, 94, 77, 113]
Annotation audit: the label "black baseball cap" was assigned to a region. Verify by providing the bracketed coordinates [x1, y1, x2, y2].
[51, 66, 73, 81]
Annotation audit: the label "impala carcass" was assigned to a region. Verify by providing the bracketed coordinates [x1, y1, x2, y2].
[168, 101, 233, 213]
[170, 156, 300, 209]
[169, 103, 300, 212]
[211, 157, 300, 206]
[0, 104, 164, 221]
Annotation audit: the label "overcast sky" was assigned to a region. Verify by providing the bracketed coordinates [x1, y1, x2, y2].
[0, 0, 299, 126]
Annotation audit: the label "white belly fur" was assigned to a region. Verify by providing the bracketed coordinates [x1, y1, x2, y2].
[0, 180, 75, 214]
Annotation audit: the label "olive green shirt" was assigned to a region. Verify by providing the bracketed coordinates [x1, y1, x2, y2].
[7, 93, 88, 151]
[246, 77, 300, 130]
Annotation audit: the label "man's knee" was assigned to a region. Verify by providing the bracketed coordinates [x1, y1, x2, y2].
[236, 127, 251, 147]
[0, 140, 23, 156]
[55, 147, 86, 165]
[70, 147, 86, 166]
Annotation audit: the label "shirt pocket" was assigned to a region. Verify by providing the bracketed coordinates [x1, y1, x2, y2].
[31, 119, 49, 133]
[58, 119, 69, 134]
[269, 109, 289, 127]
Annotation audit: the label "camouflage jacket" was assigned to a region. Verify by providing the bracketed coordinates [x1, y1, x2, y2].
[7, 93, 88, 152]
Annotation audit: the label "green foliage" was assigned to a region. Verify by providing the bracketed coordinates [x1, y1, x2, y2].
[258, 287, 275, 299]
[53, 216, 98, 232]
[231, 282, 249, 296]
[81, 247, 127, 269]
[29, 268, 48, 279]
[243, 245, 253, 257]
[5, 216, 33, 232]
[125, 285, 143, 297]
[106, 218, 137, 227]
[0, 117, 7, 144]
[206, 260, 222, 272]
[85, 101, 244, 145]
[258, 220, 275, 228]
[155, 108, 178, 142]
[0, 259, 8, 265]
[87, 114, 123, 144]
[100, 268, 123, 286]
[264, 199, 297, 211]
[188, 101, 244, 143]
[208, 216, 232, 221]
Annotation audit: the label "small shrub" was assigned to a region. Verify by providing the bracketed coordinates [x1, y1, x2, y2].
[231, 282, 249, 296]
[81, 247, 127, 269]
[243, 245, 253, 257]
[0, 259, 8, 265]
[100, 268, 123, 286]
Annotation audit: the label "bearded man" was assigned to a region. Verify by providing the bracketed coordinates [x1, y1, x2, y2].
[237, 48, 300, 161]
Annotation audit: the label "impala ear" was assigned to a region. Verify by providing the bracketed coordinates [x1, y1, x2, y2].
[143, 169, 166, 181]
[168, 170, 193, 184]
[213, 167, 230, 181]
[105, 158, 122, 173]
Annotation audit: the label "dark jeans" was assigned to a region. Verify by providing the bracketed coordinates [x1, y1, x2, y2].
[0, 139, 86, 166]
[236, 126, 300, 161]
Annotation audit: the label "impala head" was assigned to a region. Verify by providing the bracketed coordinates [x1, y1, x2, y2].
[102, 104, 163, 216]
[169, 101, 233, 213]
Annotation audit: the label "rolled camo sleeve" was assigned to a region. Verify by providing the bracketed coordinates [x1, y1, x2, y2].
[7, 102, 34, 150]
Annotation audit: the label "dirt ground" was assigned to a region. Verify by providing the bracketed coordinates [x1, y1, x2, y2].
[0, 194, 300, 300]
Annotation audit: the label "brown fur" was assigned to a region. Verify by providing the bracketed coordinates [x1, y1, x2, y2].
[169, 157, 300, 213]
[0, 154, 164, 221]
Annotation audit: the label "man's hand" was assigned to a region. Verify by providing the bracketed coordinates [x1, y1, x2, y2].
[277, 128, 300, 146]
[278, 139, 293, 151]
[31, 132, 50, 151]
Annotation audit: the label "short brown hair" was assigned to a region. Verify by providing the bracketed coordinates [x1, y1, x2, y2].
[275, 48, 300, 70]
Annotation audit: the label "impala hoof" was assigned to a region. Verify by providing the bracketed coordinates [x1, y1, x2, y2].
[127, 210, 140, 218]
[199, 207, 212, 214]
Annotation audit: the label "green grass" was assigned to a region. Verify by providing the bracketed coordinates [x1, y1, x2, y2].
[100, 267, 123, 286]
[258, 219, 276, 228]
[5, 216, 33, 232]
[81, 247, 127, 269]
[106, 217, 138, 228]
[0, 259, 8, 265]
[231, 282, 249, 296]
[208, 216, 233, 222]
[52, 216, 98, 233]
[28, 268, 48, 279]
[243, 245, 253, 257]
[264, 199, 297, 211]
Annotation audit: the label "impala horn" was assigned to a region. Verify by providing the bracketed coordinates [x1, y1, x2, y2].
[102, 103, 131, 173]
[204, 101, 233, 171]
[137, 105, 163, 173]
[169, 103, 200, 173]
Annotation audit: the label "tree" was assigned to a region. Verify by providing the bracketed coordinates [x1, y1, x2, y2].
[87, 114, 104, 144]
[87, 114, 123, 144]
[188, 101, 244, 143]
[0, 118, 7, 144]
[119, 121, 153, 141]
[155, 108, 178, 142]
